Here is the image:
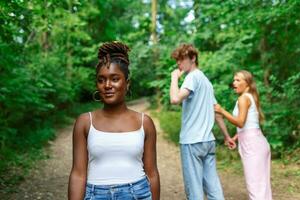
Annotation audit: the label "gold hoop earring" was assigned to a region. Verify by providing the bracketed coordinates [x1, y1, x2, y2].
[93, 91, 101, 102]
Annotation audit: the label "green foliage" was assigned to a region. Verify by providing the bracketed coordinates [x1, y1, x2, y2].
[0, 101, 99, 190]
[153, 110, 181, 144]
[216, 146, 242, 172]
[129, 42, 156, 98]
[147, 0, 300, 154]
[1, 0, 300, 189]
[263, 73, 300, 153]
[0, 0, 139, 189]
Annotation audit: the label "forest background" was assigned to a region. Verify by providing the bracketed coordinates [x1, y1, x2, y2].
[0, 0, 299, 190]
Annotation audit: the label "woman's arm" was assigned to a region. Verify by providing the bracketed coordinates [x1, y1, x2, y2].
[68, 113, 89, 200]
[143, 114, 160, 200]
[232, 133, 238, 141]
[215, 95, 251, 128]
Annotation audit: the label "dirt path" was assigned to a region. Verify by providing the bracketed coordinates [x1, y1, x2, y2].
[8, 100, 300, 199]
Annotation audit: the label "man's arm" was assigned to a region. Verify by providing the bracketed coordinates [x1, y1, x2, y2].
[215, 113, 236, 149]
[170, 69, 190, 104]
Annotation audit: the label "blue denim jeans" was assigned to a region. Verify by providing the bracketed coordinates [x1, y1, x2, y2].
[180, 141, 224, 200]
[84, 176, 152, 200]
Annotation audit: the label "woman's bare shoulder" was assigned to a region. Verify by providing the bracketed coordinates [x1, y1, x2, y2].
[73, 112, 91, 137]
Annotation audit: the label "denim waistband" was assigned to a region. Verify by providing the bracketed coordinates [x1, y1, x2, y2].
[86, 176, 148, 190]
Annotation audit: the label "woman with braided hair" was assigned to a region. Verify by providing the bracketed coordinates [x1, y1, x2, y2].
[68, 41, 160, 200]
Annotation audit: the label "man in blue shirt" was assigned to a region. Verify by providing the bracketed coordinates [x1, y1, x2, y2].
[169, 44, 235, 200]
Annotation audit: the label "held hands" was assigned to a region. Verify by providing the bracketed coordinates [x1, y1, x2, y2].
[224, 136, 236, 150]
[214, 104, 237, 149]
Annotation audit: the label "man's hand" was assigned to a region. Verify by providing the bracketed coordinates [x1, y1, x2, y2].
[225, 136, 236, 150]
[171, 69, 184, 80]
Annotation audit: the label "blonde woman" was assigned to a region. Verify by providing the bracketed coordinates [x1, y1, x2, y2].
[214, 70, 272, 200]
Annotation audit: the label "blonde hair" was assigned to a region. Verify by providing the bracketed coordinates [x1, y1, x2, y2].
[235, 70, 265, 123]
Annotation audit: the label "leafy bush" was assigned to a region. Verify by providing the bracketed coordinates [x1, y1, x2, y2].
[154, 110, 181, 144]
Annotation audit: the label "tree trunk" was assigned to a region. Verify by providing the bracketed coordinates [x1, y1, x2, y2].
[151, 0, 157, 44]
[259, 31, 271, 87]
[66, 0, 73, 79]
[151, 0, 162, 109]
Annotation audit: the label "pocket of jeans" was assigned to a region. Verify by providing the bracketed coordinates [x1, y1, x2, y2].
[207, 141, 216, 154]
[84, 187, 92, 200]
[84, 193, 92, 200]
[133, 180, 152, 199]
[134, 191, 152, 200]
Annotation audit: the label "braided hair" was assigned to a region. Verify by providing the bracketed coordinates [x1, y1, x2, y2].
[96, 41, 131, 80]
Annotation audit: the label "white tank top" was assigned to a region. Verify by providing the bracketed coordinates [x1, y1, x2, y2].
[86, 112, 146, 185]
[232, 93, 260, 132]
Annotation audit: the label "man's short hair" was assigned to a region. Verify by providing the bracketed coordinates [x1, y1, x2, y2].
[171, 44, 198, 65]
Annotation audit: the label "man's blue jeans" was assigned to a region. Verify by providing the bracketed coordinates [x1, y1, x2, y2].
[180, 141, 224, 200]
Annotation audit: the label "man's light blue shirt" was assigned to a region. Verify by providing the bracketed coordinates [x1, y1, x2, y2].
[179, 69, 217, 144]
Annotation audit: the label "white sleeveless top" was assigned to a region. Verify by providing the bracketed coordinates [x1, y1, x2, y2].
[86, 112, 146, 185]
[232, 93, 260, 132]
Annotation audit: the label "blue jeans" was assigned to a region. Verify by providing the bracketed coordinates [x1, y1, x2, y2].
[180, 141, 224, 200]
[84, 177, 152, 200]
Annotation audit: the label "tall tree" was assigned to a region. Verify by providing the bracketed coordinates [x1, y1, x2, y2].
[151, 0, 157, 44]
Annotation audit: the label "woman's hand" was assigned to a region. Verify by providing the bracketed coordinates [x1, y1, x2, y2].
[214, 104, 223, 114]
[224, 136, 236, 150]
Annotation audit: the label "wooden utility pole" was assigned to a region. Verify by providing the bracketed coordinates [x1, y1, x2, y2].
[151, 0, 162, 108]
[151, 0, 157, 44]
